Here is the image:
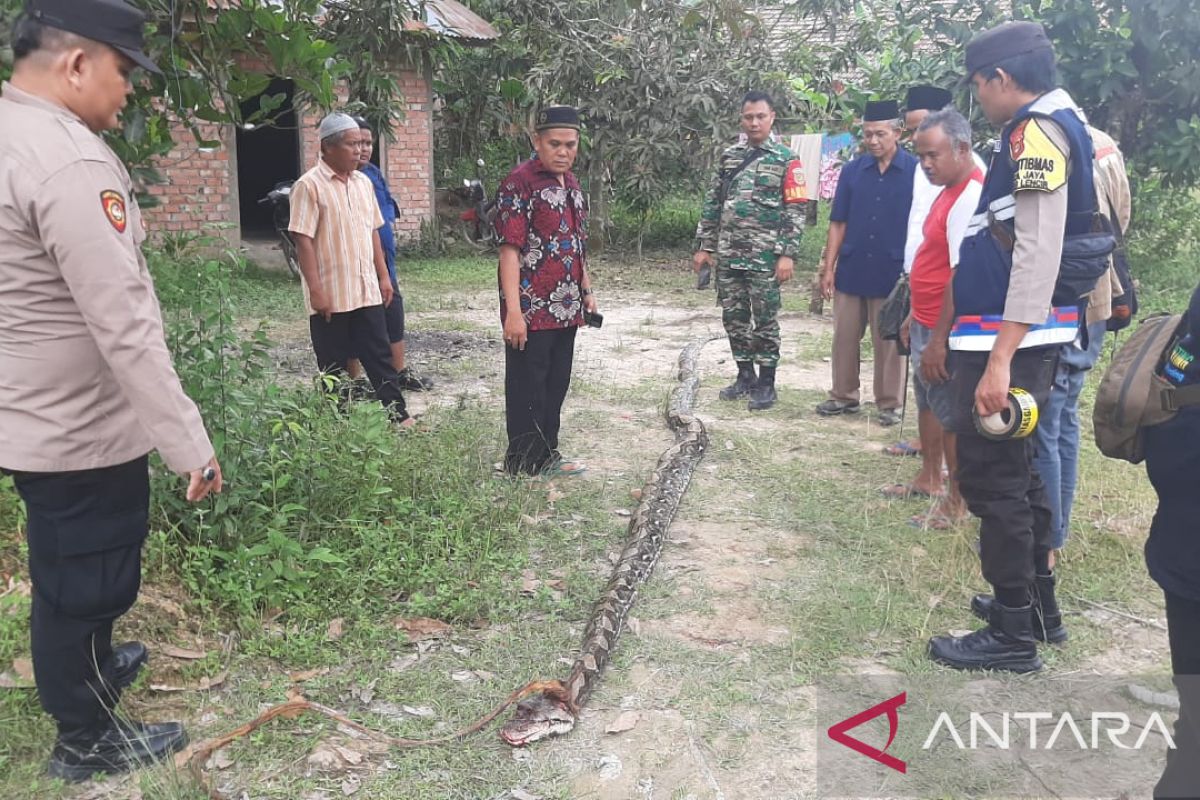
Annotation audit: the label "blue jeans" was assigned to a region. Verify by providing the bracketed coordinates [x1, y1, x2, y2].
[1033, 322, 1107, 550]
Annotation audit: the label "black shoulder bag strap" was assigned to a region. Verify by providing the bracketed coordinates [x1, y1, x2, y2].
[716, 147, 765, 208]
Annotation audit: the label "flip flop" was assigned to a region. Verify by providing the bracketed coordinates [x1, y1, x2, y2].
[880, 483, 938, 500]
[883, 441, 921, 457]
[909, 511, 965, 531]
[540, 458, 587, 478]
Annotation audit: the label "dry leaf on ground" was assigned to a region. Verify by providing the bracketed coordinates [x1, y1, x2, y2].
[605, 711, 640, 734]
[159, 644, 206, 661]
[12, 658, 33, 681]
[326, 618, 345, 641]
[402, 705, 436, 718]
[392, 616, 452, 640]
[288, 667, 330, 683]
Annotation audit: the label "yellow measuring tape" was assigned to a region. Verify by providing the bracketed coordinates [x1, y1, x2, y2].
[972, 387, 1040, 441]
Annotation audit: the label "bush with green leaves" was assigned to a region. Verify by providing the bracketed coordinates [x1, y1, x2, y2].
[143, 239, 528, 621]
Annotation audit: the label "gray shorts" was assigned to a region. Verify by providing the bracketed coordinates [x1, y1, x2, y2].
[909, 320, 953, 426]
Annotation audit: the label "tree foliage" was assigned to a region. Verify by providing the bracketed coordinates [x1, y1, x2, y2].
[0, 0, 430, 190]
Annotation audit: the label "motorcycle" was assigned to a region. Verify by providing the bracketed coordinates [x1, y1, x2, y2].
[257, 180, 301, 278]
[459, 158, 498, 252]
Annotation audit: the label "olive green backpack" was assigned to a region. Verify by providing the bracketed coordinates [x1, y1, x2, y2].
[1093, 313, 1200, 463]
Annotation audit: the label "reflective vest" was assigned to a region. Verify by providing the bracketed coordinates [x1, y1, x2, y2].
[950, 92, 1115, 351]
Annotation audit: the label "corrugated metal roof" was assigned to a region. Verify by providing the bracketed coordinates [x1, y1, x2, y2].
[422, 0, 500, 41]
[204, 0, 500, 42]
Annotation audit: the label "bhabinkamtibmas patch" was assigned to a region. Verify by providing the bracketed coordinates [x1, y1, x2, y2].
[783, 159, 807, 204]
[1011, 119, 1066, 193]
[100, 189, 127, 233]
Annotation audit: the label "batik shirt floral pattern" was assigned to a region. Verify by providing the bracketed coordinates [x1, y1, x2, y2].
[493, 157, 587, 331]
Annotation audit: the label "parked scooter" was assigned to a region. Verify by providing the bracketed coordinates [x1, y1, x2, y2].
[257, 180, 301, 278]
[459, 158, 498, 252]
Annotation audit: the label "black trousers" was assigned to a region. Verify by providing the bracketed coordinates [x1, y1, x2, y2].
[950, 347, 1058, 592]
[1156, 591, 1200, 798]
[310, 306, 407, 419]
[12, 456, 149, 739]
[504, 326, 577, 474]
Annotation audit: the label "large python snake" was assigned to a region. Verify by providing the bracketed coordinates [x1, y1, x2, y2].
[498, 337, 711, 745]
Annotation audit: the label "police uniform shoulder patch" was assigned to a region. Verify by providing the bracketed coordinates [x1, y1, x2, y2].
[782, 158, 807, 204]
[100, 189, 127, 233]
[1011, 119, 1067, 193]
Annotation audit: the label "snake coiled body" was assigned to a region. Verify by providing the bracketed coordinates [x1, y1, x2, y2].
[500, 338, 711, 745]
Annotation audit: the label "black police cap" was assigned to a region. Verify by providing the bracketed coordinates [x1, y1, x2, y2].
[26, 0, 161, 75]
[864, 99, 900, 122]
[535, 106, 581, 132]
[965, 21, 1053, 77]
[904, 85, 952, 112]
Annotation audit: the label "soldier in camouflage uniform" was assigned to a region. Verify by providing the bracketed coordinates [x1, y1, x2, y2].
[694, 91, 806, 411]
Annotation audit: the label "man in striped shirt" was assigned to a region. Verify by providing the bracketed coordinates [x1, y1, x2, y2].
[289, 112, 411, 425]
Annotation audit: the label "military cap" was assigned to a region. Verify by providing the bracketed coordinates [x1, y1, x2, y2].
[863, 100, 900, 122]
[904, 85, 952, 112]
[535, 106, 581, 132]
[25, 0, 161, 74]
[965, 21, 1054, 77]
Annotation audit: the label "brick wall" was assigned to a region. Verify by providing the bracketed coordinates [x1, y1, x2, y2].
[384, 59, 436, 243]
[142, 118, 237, 240]
[145, 56, 435, 245]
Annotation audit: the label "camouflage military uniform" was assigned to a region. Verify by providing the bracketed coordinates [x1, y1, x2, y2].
[696, 140, 806, 368]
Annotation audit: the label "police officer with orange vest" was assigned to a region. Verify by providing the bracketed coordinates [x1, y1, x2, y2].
[927, 22, 1114, 673]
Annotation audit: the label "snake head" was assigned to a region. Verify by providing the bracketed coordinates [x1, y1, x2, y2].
[499, 692, 576, 746]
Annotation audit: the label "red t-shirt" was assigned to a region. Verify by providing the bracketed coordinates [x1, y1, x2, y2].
[910, 168, 984, 328]
[493, 158, 588, 332]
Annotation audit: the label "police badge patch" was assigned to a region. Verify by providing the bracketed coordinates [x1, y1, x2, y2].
[100, 190, 127, 233]
[1011, 119, 1067, 193]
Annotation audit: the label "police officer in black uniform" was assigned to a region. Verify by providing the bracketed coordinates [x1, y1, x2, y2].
[927, 22, 1114, 672]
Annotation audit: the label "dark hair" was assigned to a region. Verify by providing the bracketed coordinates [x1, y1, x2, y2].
[741, 90, 774, 111]
[352, 115, 371, 131]
[12, 15, 47, 60]
[976, 49, 1057, 94]
[11, 15, 85, 62]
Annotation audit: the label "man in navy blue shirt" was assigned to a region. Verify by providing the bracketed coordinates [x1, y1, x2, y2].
[348, 116, 432, 392]
[818, 100, 915, 426]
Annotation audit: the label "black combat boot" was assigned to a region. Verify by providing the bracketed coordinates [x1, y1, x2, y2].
[748, 365, 777, 411]
[719, 362, 757, 401]
[109, 641, 148, 692]
[970, 572, 1067, 644]
[48, 718, 188, 782]
[928, 602, 1043, 673]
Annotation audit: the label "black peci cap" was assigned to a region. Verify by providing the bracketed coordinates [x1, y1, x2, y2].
[25, 0, 161, 74]
[904, 85, 952, 112]
[864, 99, 900, 122]
[965, 21, 1053, 78]
[535, 105, 581, 132]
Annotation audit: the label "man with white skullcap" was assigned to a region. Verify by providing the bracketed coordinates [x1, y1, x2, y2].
[288, 112, 412, 424]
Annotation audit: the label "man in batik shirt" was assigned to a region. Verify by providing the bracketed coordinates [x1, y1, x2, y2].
[493, 106, 598, 477]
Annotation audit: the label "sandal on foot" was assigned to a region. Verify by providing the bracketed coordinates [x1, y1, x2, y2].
[883, 441, 921, 457]
[880, 483, 937, 500]
[540, 458, 586, 478]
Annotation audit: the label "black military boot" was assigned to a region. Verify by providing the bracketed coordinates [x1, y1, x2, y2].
[970, 572, 1068, 644]
[719, 362, 757, 401]
[48, 718, 188, 782]
[928, 602, 1043, 673]
[748, 365, 777, 411]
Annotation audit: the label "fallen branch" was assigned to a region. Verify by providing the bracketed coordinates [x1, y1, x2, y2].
[1067, 594, 1168, 632]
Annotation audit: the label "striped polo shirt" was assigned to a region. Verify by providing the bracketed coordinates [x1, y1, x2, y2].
[288, 159, 385, 315]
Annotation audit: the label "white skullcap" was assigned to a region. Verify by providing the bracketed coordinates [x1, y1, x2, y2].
[319, 112, 358, 141]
